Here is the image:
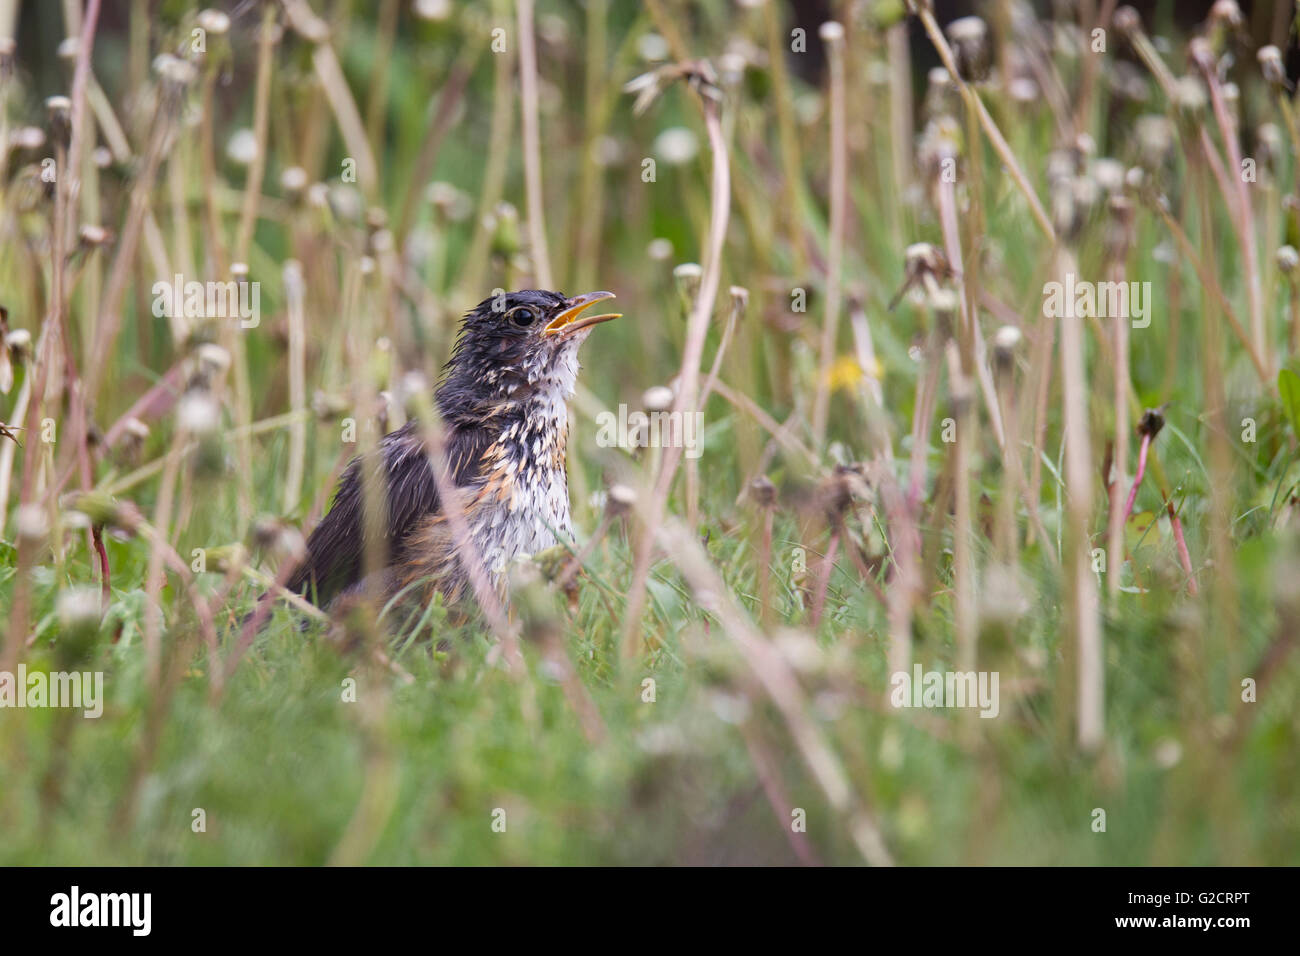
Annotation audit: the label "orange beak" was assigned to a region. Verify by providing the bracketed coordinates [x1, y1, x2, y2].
[543, 291, 621, 337]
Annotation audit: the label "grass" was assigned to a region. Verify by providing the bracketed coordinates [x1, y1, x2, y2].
[1, 0, 1298, 864]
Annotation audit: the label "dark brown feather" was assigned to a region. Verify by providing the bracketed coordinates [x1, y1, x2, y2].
[281, 288, 607, 614]
[286, 420, 489, 607]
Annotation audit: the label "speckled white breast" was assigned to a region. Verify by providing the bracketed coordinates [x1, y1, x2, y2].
[471, 466, 572, 575]
[471, 340, 581, 574]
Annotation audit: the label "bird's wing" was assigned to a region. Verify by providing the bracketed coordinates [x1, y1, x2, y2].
[286, 420, 488, 606]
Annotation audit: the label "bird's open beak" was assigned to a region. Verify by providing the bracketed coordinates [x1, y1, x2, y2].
[544, 291, 621, 337]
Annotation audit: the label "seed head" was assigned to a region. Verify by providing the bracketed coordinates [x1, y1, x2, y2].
[1258, 46, 1285, 87]
[945, 16, 991, 82]
[15, 503, 49, 542]
[45, 95, 72, 149]
[1208, 0, 1244, 30]
[643, 385, 674, 411]
[78, 224, 111, 247]
[992, 325, 1022, 372]
[606, 483, 637, 518]
[196, 9, 231, 37]
[1277, 245, 1299, 278]
[280, 165, 309, 197]
[1137, 407, 1166, 439]
[749, 475, 777, 509]
[1112, 6, 1142, 39]
[57, 587, 102, 632]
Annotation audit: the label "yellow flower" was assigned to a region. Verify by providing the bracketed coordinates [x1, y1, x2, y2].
[828, 355, 864, 392]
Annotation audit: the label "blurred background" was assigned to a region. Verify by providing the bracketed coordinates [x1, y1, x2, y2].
[0, 0, 1298, 864]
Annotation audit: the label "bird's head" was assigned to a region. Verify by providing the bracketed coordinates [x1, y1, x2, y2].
[437, 289, 620, 424]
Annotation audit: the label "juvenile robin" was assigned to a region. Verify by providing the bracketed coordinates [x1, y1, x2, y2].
[286, 289, 620, 612]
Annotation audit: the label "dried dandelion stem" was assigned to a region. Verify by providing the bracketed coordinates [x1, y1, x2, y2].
[753, 483, 776, 628]
[765, 0, 809, 272]
[103, 409, 312, 497]
[1194, 42, 1265, 366]
[936, 174, 1005, 449]
[395, 47, 479, 247]
[233, 3, 276, 265]
[658, 518, 894, 867]
[1121, 431, 1152, 524]
[460, 2, 515, 299]
[914, 3, 1055, 241]
[712, 379, 817, 466]
[1056, 247, 1103, 752]
[886, 21, 913, 219]
[738, 716, 821, 866]
[142, 437, 183, 686]
[1147, 195, 1268, 384]
[810, 527, 839, 629]
[946, 340, 977, 671]
[517, 0, 553, 287]
[282, 261, 307, 515]
[811, 22, 846, 449]
[282, 0, 378, 197]
[621, 87, 730, 660]
[86, 80, 178, 399]
[363, 0, 400, 159]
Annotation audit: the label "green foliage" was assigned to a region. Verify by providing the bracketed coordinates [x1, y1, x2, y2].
[1278, 368, 1300, 438]
[1, 1, 1297, 865]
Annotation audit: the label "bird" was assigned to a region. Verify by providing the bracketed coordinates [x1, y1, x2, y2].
[284, 289, 621, 615]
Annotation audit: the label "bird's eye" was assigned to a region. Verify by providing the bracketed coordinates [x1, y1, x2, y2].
[509, 307, 536, 328]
